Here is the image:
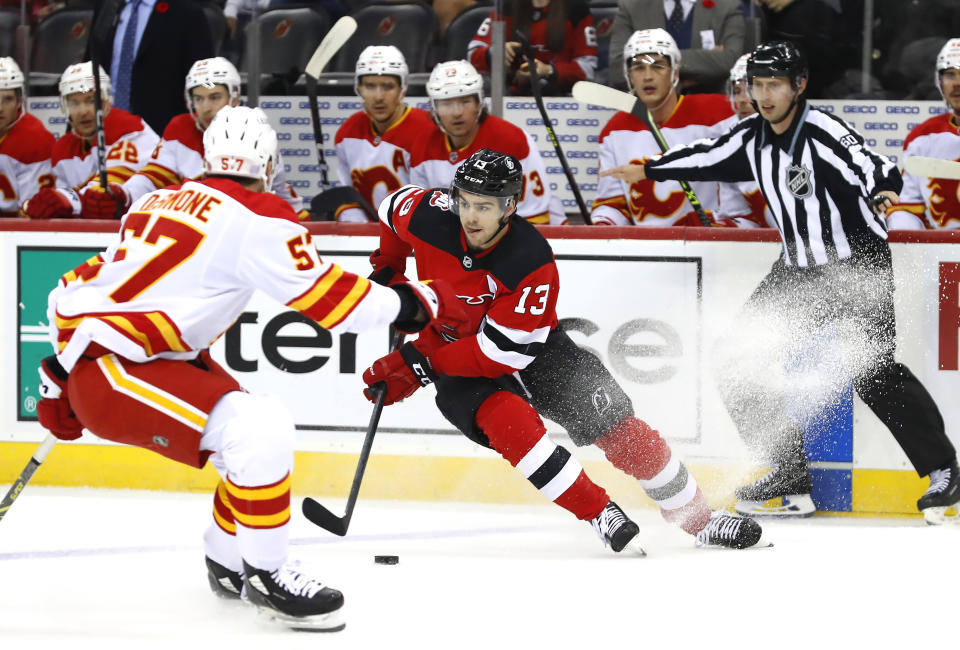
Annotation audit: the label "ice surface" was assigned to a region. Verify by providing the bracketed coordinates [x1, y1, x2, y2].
[0, 487, 954, 649]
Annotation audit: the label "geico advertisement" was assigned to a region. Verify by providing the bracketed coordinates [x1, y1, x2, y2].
[204, 249, 705, 443]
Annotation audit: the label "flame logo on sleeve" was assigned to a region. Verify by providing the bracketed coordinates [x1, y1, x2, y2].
[927, 176, 960, 228]
[626, 157, 687, 222]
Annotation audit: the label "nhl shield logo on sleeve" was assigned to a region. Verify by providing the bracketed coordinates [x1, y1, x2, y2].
[786, 164, 813, 199]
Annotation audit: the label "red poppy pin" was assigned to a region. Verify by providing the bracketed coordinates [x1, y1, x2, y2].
[156, 2, 169, 13]
[703, 0, 715, 7]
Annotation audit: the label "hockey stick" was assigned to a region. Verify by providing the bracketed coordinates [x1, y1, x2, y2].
[89, 0, 122, 191]
[571, 81, 712, 227]
[302, 328, 404, 536]
[515, 30, 591, 224]
[904, 156, 960, 181]
[304, 16, 357, 191]
[0, 434, 57, 523]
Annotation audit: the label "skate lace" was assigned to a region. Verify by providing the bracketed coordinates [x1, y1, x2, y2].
[592, 503, 626, 542]
[925, 468, 951, 495]
[696, 512, 741, 545]
[271, 561, 326, 599]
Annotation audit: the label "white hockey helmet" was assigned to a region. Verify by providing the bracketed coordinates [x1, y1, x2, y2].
[203, 106, 278, 188]
[59, 61, 111, 114]
[427, 59, 484, 106]
[355, 45, 409, 93]
[935, 37, 960, 98]
[0, 57, 24, 91]
[623, 28, 681, 90]
[727, 53, 751, 110]
[185, 57, 241, 106]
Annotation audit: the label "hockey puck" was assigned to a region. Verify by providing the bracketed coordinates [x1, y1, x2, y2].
[374, 555, 399, 565]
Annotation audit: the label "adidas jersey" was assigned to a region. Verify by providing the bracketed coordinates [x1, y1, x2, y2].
[374, 184, 559, 377]
[409, 114, 559, 225]
[591, 94, 733, 226]
[120, 113, 304, 215]
[51, 107, 160, 216]
[334, 106, 434, 223]
[887, 113, 960, 229]
[0, 112, 56, 215]
[47, 177, 401, 373]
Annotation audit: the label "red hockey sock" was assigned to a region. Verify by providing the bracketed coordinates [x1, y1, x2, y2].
[596, 417, 711, 535]
[595, 416, 671, 481]
[476, 391, 607, 521]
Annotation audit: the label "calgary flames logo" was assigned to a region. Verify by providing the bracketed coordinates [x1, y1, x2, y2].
[928, 175, 960, 228]
[351, 165, 402, 207]
[627, 159, 686, 222]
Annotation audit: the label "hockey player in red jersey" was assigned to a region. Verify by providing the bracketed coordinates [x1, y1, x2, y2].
[887, 38, 960, 230]
[331, 46, 434, 222]
[0, 57, 55, 217]
[409, 59, 562, 224]
[80, 57, 305, 220]
[24, 62, 160, 220]
[364, 148, 764, 551]
[467, 0, 598, 95]
[34, 106, 464, 631]
[590, 29, 733, 226]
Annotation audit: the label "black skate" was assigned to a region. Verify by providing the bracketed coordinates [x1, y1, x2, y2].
[591, 501, 644, 555]
[242, 560, 345, 632]
[695, 511, 765, 549]
[917, 460, 960, 525]
[206, 556, 244, 600]
[734, 463, 815, 517]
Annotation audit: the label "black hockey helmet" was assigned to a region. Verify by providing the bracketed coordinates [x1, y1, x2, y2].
[451, 148, 523, 202]
[746, 41, 808, 90]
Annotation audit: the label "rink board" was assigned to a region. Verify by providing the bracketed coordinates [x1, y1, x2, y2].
[2, 224, 960, 516]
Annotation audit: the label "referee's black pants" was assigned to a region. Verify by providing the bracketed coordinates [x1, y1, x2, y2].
[717, 244, 955, 477]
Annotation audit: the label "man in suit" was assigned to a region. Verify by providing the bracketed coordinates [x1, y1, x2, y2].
[608, 0, 744, 93]
[88, 0, 214, 135]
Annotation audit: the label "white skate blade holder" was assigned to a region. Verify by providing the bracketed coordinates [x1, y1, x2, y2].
[735, 494, 816, 518]
[624, 536, 647, 557]
[922, 505, 960, 526]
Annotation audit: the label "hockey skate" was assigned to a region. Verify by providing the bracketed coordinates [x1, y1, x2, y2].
[591, 501, 645, 556]
[206, 556, 244, 600]
[734, 463, 815, 517]
[242, 560, 345, 632]
[917, 460, 960, 525]
[695, 511, 766, 549]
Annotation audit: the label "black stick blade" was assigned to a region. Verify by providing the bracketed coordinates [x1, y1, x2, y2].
[301, 497, 349, 536]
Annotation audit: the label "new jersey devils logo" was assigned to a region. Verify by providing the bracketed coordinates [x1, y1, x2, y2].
[786, 164, 813, 199]
[377, 17, 396, 35]
[928, 177, 960, 227]
[272, 19, 292, 39]
[69, 20, 89, 40]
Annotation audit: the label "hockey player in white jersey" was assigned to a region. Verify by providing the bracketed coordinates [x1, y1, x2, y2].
[34, 106, 465, 630]
[590, 29, 733, 226]
[0, 57, 55, 217]
[408, 59, 561, 224]
[714, 53, 774, 229]
[887, 38, 960, 230]
[328, 46, 434, 222]
[24, 62, 160, 219]
[81, 57, 305, 220]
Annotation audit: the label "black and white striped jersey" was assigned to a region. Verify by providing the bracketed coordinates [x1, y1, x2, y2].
[645, 101, 902, 267]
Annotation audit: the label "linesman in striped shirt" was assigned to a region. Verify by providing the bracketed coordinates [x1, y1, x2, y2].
[602, 41, 959, 524]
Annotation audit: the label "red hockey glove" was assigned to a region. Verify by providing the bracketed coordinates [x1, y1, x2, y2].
[368, 248, 409, 287]
[36, 356, 83, 441]
[362, 342, 438, 405]
[391, 278, 468, 335]
[24, 188, 73, 219]
[81, 184, 129, 219]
